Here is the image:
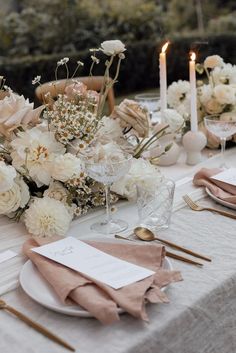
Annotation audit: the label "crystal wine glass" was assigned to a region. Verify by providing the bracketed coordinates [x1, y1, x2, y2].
[84, 154, 132, 235]
[135, 93, 161, 124]
[204, 114, 236, 168]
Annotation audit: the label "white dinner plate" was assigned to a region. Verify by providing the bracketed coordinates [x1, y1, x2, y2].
[205, 187, 236, 210]
[20, 257, 172, 318]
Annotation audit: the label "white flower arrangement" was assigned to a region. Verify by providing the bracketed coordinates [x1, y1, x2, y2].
[0, 40, 171, 237]
[167, 55, 236, 147]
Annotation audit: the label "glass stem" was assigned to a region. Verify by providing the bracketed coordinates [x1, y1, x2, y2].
[105, 184, 112, 224]
[220, 137, 226, 168]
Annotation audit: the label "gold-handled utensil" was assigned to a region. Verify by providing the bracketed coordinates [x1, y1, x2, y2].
[115, 234, 203, 267]
[134, 226, 211, 262]
[183, 194, 236, 220]
[0, 299, 75, 352]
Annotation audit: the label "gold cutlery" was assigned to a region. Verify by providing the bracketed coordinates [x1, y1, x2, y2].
[0, 299, 75, 352]
[133, 226, 211, 262]
[115, 234, 203, 267]
[183, 194, 236, 220]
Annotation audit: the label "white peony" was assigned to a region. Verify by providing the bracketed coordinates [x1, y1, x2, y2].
[167, 80, 191, 109]
[162, 109, 184, 132]
[51, 153, 83, 182]
[204, 55, 224, 69]
[0, 161, 17, 192]
[100, 40, 126, 56]
[111, 158, 162, 201]
[0, 177, 30, 215]
[214, 84, 236, 105]
[96, 116, 123, 142]
[24, 197, 72, 237]
[0, 92, 43, 138]
[11, 127, 65, 187]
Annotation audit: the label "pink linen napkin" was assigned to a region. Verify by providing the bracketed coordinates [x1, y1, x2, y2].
[22, 238, 182, 324]
[193, 168, 236, 204]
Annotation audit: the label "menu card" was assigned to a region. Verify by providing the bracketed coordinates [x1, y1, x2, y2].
[32, 237, 155, 289]
[211, 168, 236, 186]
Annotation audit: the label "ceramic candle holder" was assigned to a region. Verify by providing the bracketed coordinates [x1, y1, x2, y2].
[182, 130, 207, 165]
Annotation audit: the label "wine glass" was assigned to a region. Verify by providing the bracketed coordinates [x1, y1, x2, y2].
[135, 93, 161, 124]
[204, 114, 236, 168]
[84, 154, 132, 235]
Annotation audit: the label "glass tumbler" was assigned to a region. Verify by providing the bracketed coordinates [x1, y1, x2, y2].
[136, 178, 175, 231]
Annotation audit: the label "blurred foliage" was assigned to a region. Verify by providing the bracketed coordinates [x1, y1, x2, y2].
[0, 0, 165, 56]
[1, 35, 236, 104]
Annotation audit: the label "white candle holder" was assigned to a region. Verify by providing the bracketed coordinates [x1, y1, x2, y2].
[182, 130, 207, 165]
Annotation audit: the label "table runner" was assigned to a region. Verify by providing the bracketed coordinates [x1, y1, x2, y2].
[0, 148, 235, 296]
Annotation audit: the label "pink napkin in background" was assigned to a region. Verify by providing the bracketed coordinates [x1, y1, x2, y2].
[22, 238, 182, 324]
[193, 168, 236, 204]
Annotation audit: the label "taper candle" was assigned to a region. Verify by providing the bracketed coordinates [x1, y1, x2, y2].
[189, 52, 198, 132]
[159, 42, 169, 115]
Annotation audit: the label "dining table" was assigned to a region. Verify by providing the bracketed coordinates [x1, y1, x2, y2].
[0, 146, 236, 353]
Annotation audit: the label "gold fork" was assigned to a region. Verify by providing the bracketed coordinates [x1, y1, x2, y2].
[183, 194, 236, 220]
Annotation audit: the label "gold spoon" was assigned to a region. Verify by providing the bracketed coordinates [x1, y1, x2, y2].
[134, 227, 211, 262]
[0, 299, 75, 351]
[115, 234, 203, 266]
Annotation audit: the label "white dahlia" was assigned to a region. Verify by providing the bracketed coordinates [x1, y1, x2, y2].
[167, 80, 191, 109]
[24, 197, 72, 237]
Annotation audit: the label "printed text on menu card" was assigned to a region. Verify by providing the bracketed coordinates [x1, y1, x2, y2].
[32, 237, 155, 289]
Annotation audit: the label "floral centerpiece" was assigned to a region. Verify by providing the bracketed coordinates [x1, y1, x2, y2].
[0, 40, 179, 238]
[167, 54, 236, 148]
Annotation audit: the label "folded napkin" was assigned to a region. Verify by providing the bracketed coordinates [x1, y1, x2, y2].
[23, 238, 182, 324]
[193, 168, 236, 204]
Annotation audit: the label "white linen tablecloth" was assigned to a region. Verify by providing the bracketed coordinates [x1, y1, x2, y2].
[0, 148, 236, 353]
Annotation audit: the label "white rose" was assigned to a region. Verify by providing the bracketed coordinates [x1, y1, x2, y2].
[220, 112, 236, 122]
[111, 158, 162, 201]
[100, 40, 126, 56]
[24, 197, 72, 237]
[51, 153, 83, 182]
[0, 177, 30, 215]
[0, 92, 43, 138]
[162, 109, 184, 132]
[0, 161, 17, 192]
[214, 84, 236, 105]
[204, 55, 224, 69]
[96, 116, 123, 142]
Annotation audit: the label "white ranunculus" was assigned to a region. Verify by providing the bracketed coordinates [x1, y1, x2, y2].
[96, 116, 123, 142]
[43, 181, 69, 203]
[24, 197, 72, 237]
[0, 92, 43, 138]
[111, 158, 162, 201]
[214, 84, 236, 105]
[204, 55, 224, 69]
[0, 161, 17, 192]
[11, 127, 65, 187]
[167, 80, 191, 109]
[100, 40, 126, 56]
[205, 98, 224, 115]
[162, 109, 184, 132]
[51, 153, 83, 182]
[0, 177, 30, 215]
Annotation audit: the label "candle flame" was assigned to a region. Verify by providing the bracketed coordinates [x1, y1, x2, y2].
[161, 42, 169, 53]
[190, 52, 196, 61]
